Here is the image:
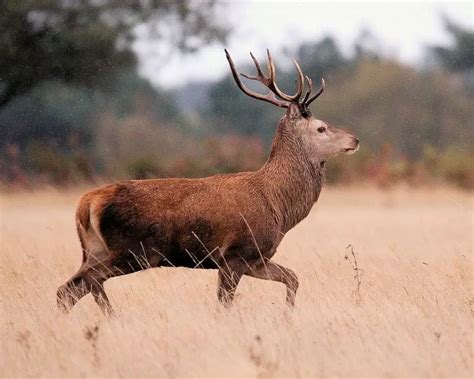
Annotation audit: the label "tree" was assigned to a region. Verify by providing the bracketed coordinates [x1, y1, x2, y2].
[353, 28, 381, 62]
[0, 0, 227, 108]
[207, 76, 280, 140]
[294, 36, 347, 80]
[430, 16, 474, 73]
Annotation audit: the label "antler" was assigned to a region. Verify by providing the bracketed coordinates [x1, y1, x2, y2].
[225, 49, 290, 108]
[240, 50, 305, 102]
[225, 49, 325, 111]
[304, 77, 325, 107]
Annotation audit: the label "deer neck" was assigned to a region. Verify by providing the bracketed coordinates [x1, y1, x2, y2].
[257, 120, 325, 234]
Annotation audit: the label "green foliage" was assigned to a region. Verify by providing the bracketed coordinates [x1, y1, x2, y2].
[0, 0, 228, 185]
[0, 70, 178, 153]
[0, 0, 227, 107]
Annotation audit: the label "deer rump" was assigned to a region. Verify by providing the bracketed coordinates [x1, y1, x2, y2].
[79, 177, 278, 273]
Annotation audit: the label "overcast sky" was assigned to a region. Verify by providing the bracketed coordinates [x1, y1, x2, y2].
[134, 1, 472, 88]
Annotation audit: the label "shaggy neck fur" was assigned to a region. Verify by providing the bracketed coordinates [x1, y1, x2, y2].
[255, 116, 325, 234]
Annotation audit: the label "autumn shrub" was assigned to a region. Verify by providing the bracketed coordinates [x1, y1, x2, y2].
[24, 142, 92, 184]
[434, 146, 474, 189]
[127, 158, 165, 180]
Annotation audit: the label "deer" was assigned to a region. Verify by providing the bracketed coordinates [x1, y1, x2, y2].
[57, 49, 359, 315]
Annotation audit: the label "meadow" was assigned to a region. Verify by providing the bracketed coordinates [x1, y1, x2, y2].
[0, 186, 472, 377]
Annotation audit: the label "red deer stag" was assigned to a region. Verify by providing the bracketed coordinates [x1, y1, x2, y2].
[57, 50, 359, 315]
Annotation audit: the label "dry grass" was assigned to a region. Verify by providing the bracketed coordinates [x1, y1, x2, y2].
[1, 186, 472, 377]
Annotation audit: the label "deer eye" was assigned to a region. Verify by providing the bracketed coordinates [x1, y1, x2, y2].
[317, 127, 326, 133]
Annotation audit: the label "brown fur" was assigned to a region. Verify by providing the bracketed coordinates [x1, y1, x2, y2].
[57, 93, 357, 315]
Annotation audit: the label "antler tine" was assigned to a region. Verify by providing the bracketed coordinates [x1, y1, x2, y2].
[305, 78, 325, 106]
[240, 51, 265, 81]
[250, 51, 265, 78]
[265, 50, 304, 102]
[224, 49, 290, 108]
[302, 76, 313, 105]
[291, 58, 305, 100]
[225, 49, 313, 109]
[240, 51, 281, 91]
[266, 49, 276, 83]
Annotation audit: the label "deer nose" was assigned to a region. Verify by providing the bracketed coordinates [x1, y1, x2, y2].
[355, 137, 360, 144]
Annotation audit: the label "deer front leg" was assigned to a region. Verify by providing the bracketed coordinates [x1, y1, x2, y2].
[246, 260, 299, 307]
[217, 268, 244, 308]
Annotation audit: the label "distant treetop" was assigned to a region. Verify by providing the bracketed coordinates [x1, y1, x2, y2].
[0, 0, 228, 108]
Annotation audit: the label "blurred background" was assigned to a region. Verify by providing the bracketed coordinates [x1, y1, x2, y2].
[0, 0, 472, 190]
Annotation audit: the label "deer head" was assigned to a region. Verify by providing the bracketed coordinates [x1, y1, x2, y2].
[225, 49, 359, 164]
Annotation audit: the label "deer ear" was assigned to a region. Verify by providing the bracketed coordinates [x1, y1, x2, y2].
[286, 102, 301, 119]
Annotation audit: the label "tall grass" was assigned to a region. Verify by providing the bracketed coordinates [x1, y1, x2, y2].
[0, 187, 472, 377]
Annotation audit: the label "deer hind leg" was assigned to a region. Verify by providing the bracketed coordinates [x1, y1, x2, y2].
[246, 260, 299, 307]
[57, 264, 114, 315]
[57, 269, 90, 313]
[57, 214, 115, 314]
[83, 269, 114, 316]
[57, 264, 113, 315]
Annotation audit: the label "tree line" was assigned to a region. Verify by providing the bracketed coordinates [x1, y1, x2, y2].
[0, 2, 472, 189]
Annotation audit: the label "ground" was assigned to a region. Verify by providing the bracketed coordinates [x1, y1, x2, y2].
[0, 186, 472, 377]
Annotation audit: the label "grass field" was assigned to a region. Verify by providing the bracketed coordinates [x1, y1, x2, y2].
[1, 186, 472, 377]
